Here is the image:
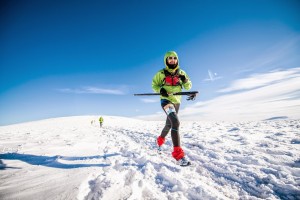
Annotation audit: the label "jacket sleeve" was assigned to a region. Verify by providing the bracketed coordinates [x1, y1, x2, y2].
[152, 71, 163, 93]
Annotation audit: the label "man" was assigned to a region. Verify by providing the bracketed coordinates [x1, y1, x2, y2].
[99, 116, 104, 128]
[152, 51, 192, 166]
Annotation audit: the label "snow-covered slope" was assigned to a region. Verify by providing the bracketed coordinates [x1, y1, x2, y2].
[0, 116, 299, 200]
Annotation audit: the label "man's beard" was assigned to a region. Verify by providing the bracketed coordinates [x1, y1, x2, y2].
[167, 63, 178, 69]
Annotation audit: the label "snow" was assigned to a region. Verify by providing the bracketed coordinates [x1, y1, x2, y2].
[0, 116, 299, 200]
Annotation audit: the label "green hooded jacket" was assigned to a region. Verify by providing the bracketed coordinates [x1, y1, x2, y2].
[152, 51, 192, 104]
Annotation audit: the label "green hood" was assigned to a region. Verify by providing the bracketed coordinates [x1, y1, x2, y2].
[164, 51, 179, 73]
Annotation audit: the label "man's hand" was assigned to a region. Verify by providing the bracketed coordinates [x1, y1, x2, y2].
[179, 74, 187, 83]
[160, 88, 168, 97]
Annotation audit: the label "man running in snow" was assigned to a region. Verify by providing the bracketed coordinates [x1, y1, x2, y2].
[152, 51, 192, 166]
[99, 116, 104, 128]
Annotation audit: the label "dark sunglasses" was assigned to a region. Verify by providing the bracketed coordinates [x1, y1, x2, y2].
[167, 56, 177, 60]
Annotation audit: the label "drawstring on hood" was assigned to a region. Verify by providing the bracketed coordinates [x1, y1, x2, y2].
[164, 51, 179, 73]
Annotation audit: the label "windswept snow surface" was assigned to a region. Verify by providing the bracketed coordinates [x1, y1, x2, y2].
[0, 116, 299, 200]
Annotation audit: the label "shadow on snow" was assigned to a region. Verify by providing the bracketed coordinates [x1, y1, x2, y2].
[0, 153, 120, 169]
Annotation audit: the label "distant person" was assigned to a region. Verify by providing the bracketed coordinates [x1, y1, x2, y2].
[152, 51, 193, 166]
[91, 119, 95, 125]
[99, 116, 104, 128]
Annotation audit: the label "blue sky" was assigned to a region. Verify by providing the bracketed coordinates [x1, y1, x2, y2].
[1, 0, 300, 125]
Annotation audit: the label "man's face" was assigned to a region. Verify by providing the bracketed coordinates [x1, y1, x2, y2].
[167, 56, 178, 65]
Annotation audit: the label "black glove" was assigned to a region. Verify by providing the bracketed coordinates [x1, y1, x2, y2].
[179, 74, 187, 83]
[160, 88, 168, 97]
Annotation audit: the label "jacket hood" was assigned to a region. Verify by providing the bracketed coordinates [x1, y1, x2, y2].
[164, 51, 179, 73]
